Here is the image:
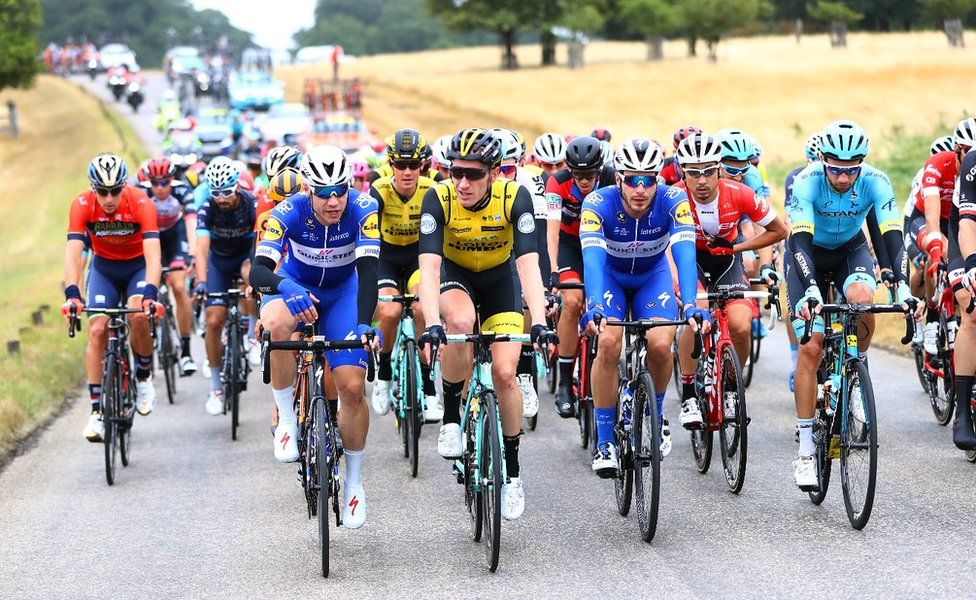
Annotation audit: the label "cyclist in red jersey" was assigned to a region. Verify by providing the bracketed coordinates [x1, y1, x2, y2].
[62, 153, 163, 443]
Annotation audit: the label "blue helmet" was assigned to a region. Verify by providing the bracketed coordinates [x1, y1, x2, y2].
[716, 129, 755, 161]
[804, 133, 821, 161]
[87, 152, 129, 187]
[819, 120, 869, 161]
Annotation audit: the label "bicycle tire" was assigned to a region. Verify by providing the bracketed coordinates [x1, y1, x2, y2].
[103, 357, 118, 486]
[718, 344, 747, 494]
[578, 399, 591, 449]
[633, 371, 661, 543]
[671, 334, 682, 398]
[481, 390, 502, 572]
[313, 396, 331, 577]
[840, 360, 878, 530]
[395, 352, 409, 460]
[464, 401, 483, 543]
[229, 318, 241, 440]
[967, 449, 976, 463]
[527, 364, 538, 431]
[691, 356, 713, 474]
[912, 343, 928, 394]
[614, 368, 633, 517]
[161, 309, 177, 404]
[119, 361, 134, 468]
[405, 340, 421, 478]
[929, 313, 955, 426]
[807, 406, 834, 505]
[546, 346, 558, 394]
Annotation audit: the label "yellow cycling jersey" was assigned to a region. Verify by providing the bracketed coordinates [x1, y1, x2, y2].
[370, 175, 435, 246]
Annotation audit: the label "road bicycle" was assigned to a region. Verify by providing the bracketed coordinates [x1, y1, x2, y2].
[918, 260, 958, 426]
[553, 282, 598, 450]
[156, 265, 183, 404]
[208, 288, 250, 440]
[379, 294, 426, 477]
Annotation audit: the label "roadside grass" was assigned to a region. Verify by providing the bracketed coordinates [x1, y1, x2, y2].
[0, 75, 146, 459]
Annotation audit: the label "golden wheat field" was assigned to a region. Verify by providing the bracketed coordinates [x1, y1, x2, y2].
[280, 32, 976, 161]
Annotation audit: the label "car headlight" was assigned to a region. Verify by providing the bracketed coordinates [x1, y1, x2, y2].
[169, 153, 184, 164]
[185, 153, 198, 164]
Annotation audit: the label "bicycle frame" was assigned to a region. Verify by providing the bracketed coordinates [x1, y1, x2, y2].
[379, 295, 426, 412]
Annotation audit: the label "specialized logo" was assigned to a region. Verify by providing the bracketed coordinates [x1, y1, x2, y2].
[516, 213, 535, 234]
[674, 201, 694, 225]
[579, 209, 602, 233]
[361, 213, 379, 239]
[264, 217, 284, 241]
[420, 213, 437, 235]
[658, 291, 671, 307]
[349, 495, 360, 516]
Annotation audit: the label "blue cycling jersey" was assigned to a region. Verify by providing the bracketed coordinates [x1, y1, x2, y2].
[196, 190, 257, 257]
[579, 184, 698, 312]
[193, 181, 210, 210]
[255, 189, 380, 289]
[788, 162, 900, 249]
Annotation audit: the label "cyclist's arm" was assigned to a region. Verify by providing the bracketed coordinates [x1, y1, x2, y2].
[579, 202, 607, 312]
[368, 184, 384, 236]
[544, 185, 562, 283]
[63, 239, 85, 291]
[510, 188, 546, 325]
[138, 198, 161, 288]
[871, 180, 909, 285]
[354, 204, 381, 326]
[864, 206, 890, 271]
[733, 193, 787, 254]
[418, 187, 444, 327]
[668, 199, 699, 310]
[194, 234, 210, 285]
[920, 160, 944, 242]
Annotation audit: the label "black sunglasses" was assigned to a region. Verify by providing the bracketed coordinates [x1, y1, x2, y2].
[449, 166, 490, 181]
[392, 159, 423, 171]
[93, 185, 123, 196]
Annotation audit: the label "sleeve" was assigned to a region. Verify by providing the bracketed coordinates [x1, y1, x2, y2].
[254, 207, 289, 264]
[787, 175, 819, 289]
[865, 207, 890, 269]
[524, 172, 549, 221]
[742, 188, 775, 227]
[579, 194, 608, 311]
[178, 185, 196, 214]
[418, 187, 445, 256]
[958, 153, 976, 222]
[667, 192, 699, 310]
[369, 184, 384, 240]
[510, 186, 538, 258]
[920, 155, 943, 199]
[870, 175, 908, 284]
[354, 195, 381, 260]
[137, 197, 160, 239]
[249, 255, 284, 295]
[67, 196, 88, 241]
[196, 200, 212, 237]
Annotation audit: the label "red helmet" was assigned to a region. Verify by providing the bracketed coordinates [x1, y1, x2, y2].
[591, 128, 612, 142]
[146, 157, 175, 180]
[137, 159, 150, 183]
[673, 126, 702, 149]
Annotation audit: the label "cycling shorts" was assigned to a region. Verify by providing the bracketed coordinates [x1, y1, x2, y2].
[206, 252, 249, 307]
[160, 221, 189, 266]
[695, 250, 752, 308]
[441, 258, 523, 334]
[600, 260, 679, 322]
[85, 255, 148, 314]
[557, 231, 583, 283]
[377, 241, 419, 292]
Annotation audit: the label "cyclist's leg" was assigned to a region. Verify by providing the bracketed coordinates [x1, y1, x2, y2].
[439, 261, 476, 428]
[319, 288, 369, 452]
[590, 271, 626, 443]
[238, 259, 259, 343]
[122, 262, 153, 380]
[677, 259, 711, 401]
[162, 225, 194, 351]
[555, 231, 584, 393]
[631, 266, 680, 420]
[837, 240, 879, 352]
[204, 254, 236, 393]
[785, 236, 826, 426]
[85, 258, 127, 405]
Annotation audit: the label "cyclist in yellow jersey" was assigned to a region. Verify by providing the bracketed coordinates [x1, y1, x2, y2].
[418, 128, 556, 521]
[368, 129, 444, 421]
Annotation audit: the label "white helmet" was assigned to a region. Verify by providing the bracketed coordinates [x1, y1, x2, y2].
[205, 156, 240, 190]
[492, 128, 523, 161]
[433, 134, 452, 167]
[614, 138, 664, 173]
[675, 134, 723, 165]
[953, 117, 976, 147]
[87, 152, 129, 187]
[300, 145, 351, 187]
[599, 140, 614, 166]
[930, 135, 954, 155]
[262, 145, 301, 178]
[533, 132, 566, 165]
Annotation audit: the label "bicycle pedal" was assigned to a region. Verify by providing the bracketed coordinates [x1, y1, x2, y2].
[452, 463, 464, 484]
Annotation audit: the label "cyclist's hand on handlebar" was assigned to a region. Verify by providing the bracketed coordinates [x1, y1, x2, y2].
[795, 286, 823, 321]
[545, 292, 559, 318]
[530, 323, 558, 353]
[705, 235, 734, 256]
[419, 324, 447, 364]
[278, 279, 319, 324]
[879, 268, 896, 289]
[582, 306, 605, 336]
[62, 285, 84, 324]
[354, 324, 382, 351]
[895, 282, 923, 319]
[759, 263, 781, 286]
[684, 305, 711, 334]
[143, 298, 164, 319]
[192, 281, 208, 300]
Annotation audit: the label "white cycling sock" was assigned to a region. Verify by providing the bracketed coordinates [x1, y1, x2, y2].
[273, 386, 296, 425]
[344, 448, 364, 488]
[797, 418, 815, 456]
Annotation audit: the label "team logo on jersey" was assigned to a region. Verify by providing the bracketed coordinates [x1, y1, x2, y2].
[516, 213, 535, 234]
[420, 213, 437, 235]
[264, 217, 284, 241]
[305, 217, 316, 229]
[579, 209, 602, 233]
[361, 213, 380, 239]
[674, 201, 694, 225]
[616, 211, 626, 223]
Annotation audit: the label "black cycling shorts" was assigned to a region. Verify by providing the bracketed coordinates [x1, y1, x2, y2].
[557, 230, 583, 283]
[785, 232, 876, 321]
[160, 222, 189, 266]
[377, 241, 419, 291]
[441, 258, 523, 334]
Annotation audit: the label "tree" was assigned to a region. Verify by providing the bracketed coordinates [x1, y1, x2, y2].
[678, 0, 769, 61]
[0, 0, 41, 91]
[921, 0, 976, 46]
[808, 1, 864, 47]
[535, 0, 565, 66]
[619, 0, 680, 60]
[428, 0, 538, 69]
[560, 0, 606, 68]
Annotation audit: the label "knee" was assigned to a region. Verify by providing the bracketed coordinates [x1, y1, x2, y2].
[562, 292, 583, 314]
[205, 311, 224, 330]
[730, 315, 751, 341]
[492, 362, 516, 388]
[645, 337, 671, 362]
[598, 336, 622, 363]
[798, 339, 823, 363]
[88, 319, 109, 342]
[377, 301, 400, 325]
[338, 380, 365, 404]
[128, 312, 149, 329]
[845, 285, 874, 305]
[444, 311, 475, 334]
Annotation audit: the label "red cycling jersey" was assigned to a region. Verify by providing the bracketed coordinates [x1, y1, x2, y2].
[674, 179, 774, 253]
[67, 186, 159, 261]
[913, 150, 958, 220]
[545, 166, 616, 236]
[660, 157, 682, 185]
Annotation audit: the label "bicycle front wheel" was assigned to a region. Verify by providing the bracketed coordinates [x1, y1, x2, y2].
[633, 371, 661, 543]
[312, 396, 331, 577]
[691, 358, 712, 474]
[229, 321, 241, 440]
[614, 366, 633, 517]
[464, 402, 483, 543]
[840, 360, 878, 530]
[161, 309, 177, 404]
[929, 314, 955, 426]
[718, 344, 748, 494]
[103, 358, 119, 486]
[807, 405, 834, 505]
[404, 340, 421, 478]
[480, 390, 503, 572]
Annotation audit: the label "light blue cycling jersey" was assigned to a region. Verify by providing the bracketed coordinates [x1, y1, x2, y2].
[193, 181, 211, 210]
[742, 165, 769, 199]
[787, 161, 900, 249]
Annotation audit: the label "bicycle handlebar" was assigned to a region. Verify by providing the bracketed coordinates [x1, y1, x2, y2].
[800, 300, 916, 345]
[378, 294, 418, 304]
[261, 330, 376, 385]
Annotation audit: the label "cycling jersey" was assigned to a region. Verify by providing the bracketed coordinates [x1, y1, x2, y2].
[741, 165, 769, 199]
[955, 150, 976, 223]
[370, 175, 435, 246]
[419, 178, 536, 273]
[67, 186, 159, 261]
[515, 165, 554, 285]
[660, 157, 681, 185]
[139, 180, 195, 232]
[784, 165, 806, 209]
[674, 179, 774, 251]
[545, 166, 616, 235]
[913, 150, 958, 219]
[196, 190, 257, 258]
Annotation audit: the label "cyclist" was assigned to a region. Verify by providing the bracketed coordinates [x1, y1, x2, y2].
[368, 129, 443, 422]
[417, 128, 555, 520]
[547, 135, 615, 418]
[251, 145, 381, 529]
[786, 120, 919, 488]
[62, 153, 162, 441]
[951, 145, 976, 450]
[254, 145, 302, 238]
[532, 132, 567, 182]
[660, 126, 702, 185]
[673, 134, 788, 426]
[139, 156, 199, 375]
[580, 139, 707, 474]
[716, 130, 768, 198]
[431, 135, 452, 180]
[193, 157, 258, 415]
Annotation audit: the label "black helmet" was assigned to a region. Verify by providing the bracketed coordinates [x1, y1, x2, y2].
[386, 128, 427, 160]
[448, 128, 501, 166]
[566, 135, 603, 170]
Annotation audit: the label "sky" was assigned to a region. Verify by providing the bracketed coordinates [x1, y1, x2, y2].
[191, 0, 317, 51]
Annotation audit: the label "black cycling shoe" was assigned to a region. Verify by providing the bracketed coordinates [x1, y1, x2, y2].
[554, 386, 576, 419]
[953, 404, 976, 450]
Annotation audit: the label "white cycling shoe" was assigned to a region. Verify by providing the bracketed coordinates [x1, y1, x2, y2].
[179, 355, 197, 376]
[660, 418, 672, 457]
[273, 421, 300, 463]
[206, 391, 224, 416]
[501, 477, 525, 520]
[343, 482, 367, 529]
[247, 340, 262, 367]
[437, 423, 463, 458]
[83, 413, 104, 443]
[423, 394, 444, 423]
[793, 454, 818, 488]
[517, 374, 539, 418]
[370, 379, 391, 415]
[679, 398, 703, 429]
[923, 321, 939, 355]
[136, 376, 156, 416]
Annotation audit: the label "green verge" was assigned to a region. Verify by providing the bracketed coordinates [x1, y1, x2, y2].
[0, 76, 147, 460]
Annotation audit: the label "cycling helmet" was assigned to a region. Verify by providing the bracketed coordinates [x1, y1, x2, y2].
[419, 140, 433, 162]
[493, 128, 523, 161]
[267, 167, 303, 203]
[300, 144, 351, 187]
[136, 159, 150, 183]
[614, 138, 664, 173]
[716, 129, 756, 161]
[87, 152, 128, 187]
[512, 130, 527, 155]
[591, 128, 612, 142]
[448, 128, 501, 166]
[751, 139, 763, 159]
[673, 125, 702, 149]
[599, 141, 614, 167]
[930, 135, 954, 155]
[205, 156, 240, 190]
[145, 156, 175, 180]
[676, 134, 724, 165]
[819, 120, 869, 161]
[804, 133, 821, 161]
[533, 132, 567, 165]
[386, 128, 427, 160]
[432, 134, 452, 167]
[953, 117, 976, 147]
[352, 159, 370, 180]
[262, 145, 301, 178]
[565, 135, 603, 170]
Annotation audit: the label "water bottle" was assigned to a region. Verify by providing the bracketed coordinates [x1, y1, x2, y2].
[620, 384, 634, 432]
[948, 320, 958, 350]
[702, 352, 715, 397]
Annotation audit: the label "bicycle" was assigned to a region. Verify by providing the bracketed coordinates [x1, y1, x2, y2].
[261, 327, 374, 578]
[918, 260, 958, 426]
[156, 265, 184, 405]
[379, 294, 425, 478]
[605, 315, 697, 543]
[68, 306, 154, 486]
[800, 296, 915, 529]
[554, 282, 598, 451]
[208, 288, 250, 440]
[688, 284, 779, 494]
[433, 331, 534, 573]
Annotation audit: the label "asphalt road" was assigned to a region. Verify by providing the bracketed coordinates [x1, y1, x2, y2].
[1, 73, 974, 598]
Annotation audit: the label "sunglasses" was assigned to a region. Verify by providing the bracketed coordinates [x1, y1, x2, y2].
[621, 174, 657, 188]
[571, 169, 599, 181]
[150, 178, 172, 187]
[449, 166, 490, 181]
[721, 164, 750, 177]
[823, 163, 862, 177]
[312, 183, 349, 198]
[211, 186, 236, 198]
[392, 159, 422, 171]
[499, 164, 518, 176]
[683, 166, 720, 179]
[93, 185, 123, 196]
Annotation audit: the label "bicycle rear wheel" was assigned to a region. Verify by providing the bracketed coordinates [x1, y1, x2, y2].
[161, 309, 177, 404]
[103, 358, 119, 486]
[633, 371, 661, 543]
[118, 350, 135, 468]
[546, 346, 558, 395]
[404, 340, 421, 478]
[312, 396, 331, 577]
[480, 390, 502, 572]
[614, 374, 633, 517]
[719, 345, 748, 494]
[929, 314, 954, 426]
[807, 406, 834, 505]
[912, 342, 928, 394]
[464, 401, 483, 543]
[671, 335, 682, 398]
[840, 360, 878, 530]
[691, 358, 712, 474]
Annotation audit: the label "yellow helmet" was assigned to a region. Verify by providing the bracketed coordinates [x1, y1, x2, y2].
[267, 167, 303, 203]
